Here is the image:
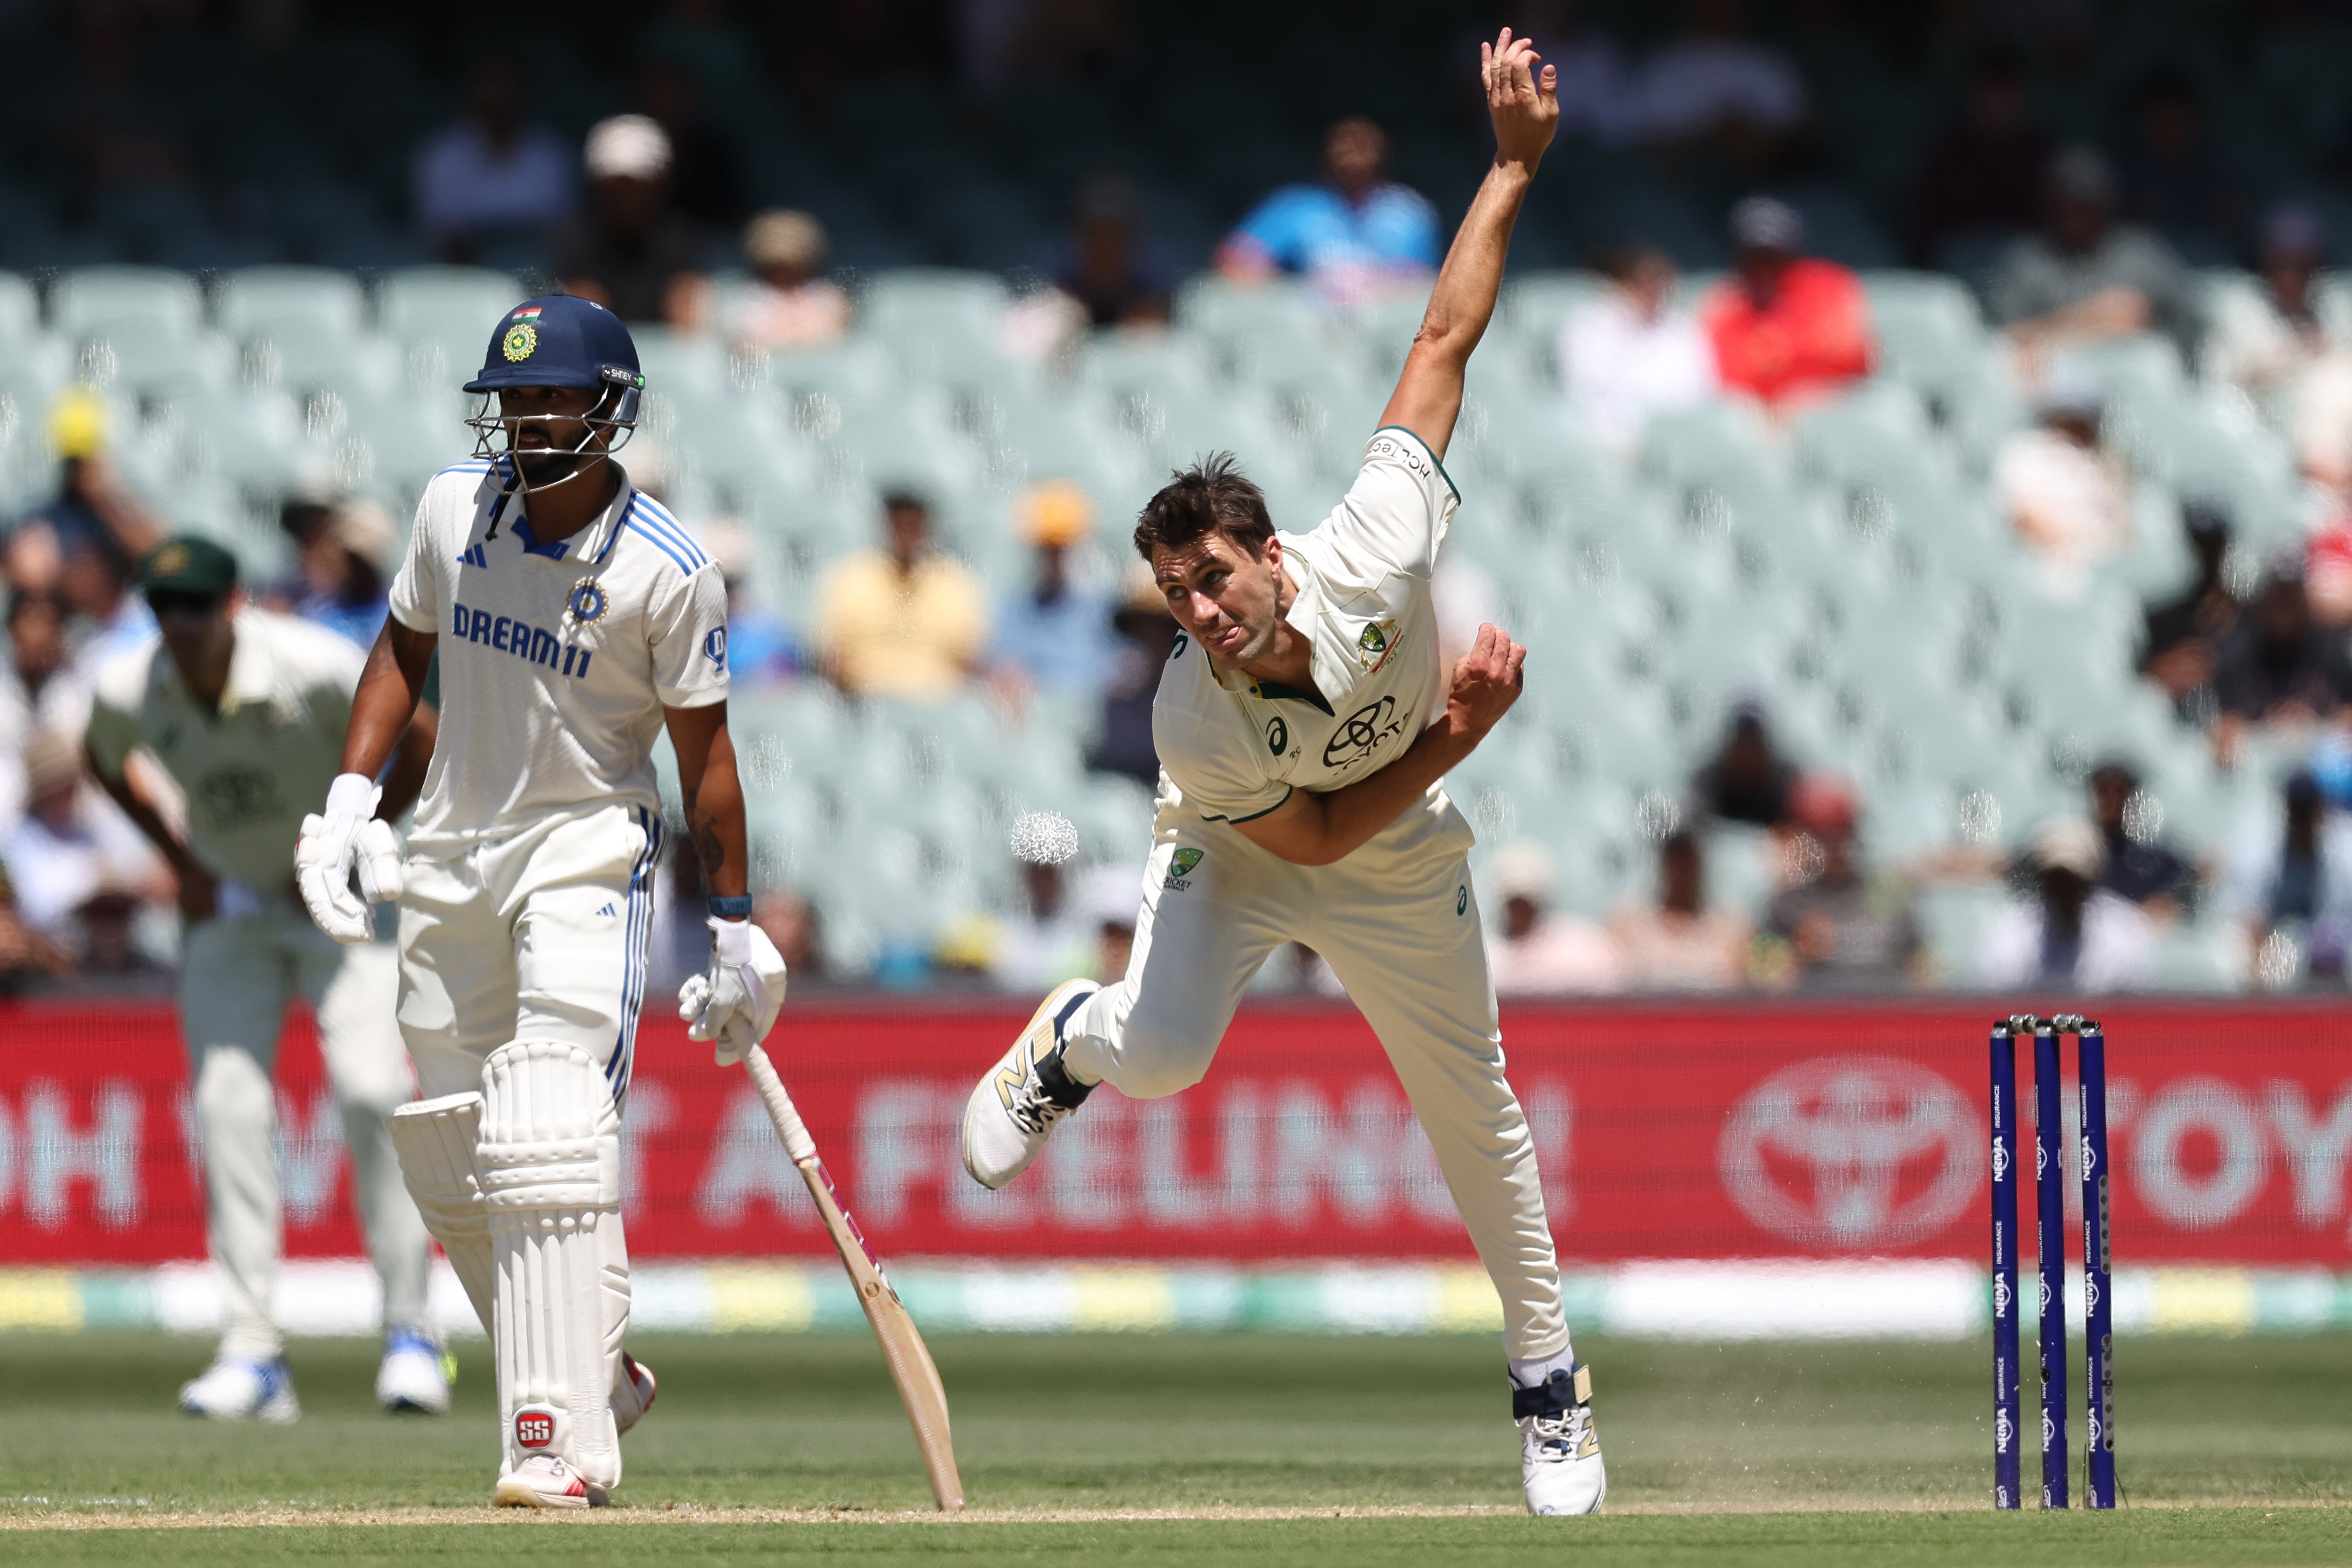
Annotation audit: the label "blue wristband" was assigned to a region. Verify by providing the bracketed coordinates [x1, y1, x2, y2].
[708, 895, 753, 919]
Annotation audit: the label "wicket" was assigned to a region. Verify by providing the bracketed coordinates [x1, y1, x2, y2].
[1989, 1013, 2115, 1510]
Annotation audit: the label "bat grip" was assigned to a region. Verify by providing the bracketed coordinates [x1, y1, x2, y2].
[744, 1045, 818, 1164]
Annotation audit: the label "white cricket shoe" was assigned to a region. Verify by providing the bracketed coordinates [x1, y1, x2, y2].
[493, 1453, 607, 1509]
[613, 1351, 657, 1436]
[178, 1355, 300, 1423]
[375, 1328, 450, 1414]
[961, 979, 1100, 1189]
[1517, 1362, 1607, 1516]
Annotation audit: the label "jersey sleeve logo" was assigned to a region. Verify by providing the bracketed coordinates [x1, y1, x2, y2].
[703, 626, 727, 668]
[567, 579, 610, 624]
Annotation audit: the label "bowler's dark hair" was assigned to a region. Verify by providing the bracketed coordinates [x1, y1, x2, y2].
[1133, 453, 1274, 562]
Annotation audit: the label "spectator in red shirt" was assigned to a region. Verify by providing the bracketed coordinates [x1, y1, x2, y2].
[1700, 196, 1873, 410]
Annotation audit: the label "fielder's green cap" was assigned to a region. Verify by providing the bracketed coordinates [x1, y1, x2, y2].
[136, 535, 240, 600]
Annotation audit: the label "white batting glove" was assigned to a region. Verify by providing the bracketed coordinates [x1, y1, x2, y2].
[295, 773, 404, 945]
[678, 916, 788, 1066]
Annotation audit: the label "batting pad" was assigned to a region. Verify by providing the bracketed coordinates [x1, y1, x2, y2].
[388, 1092, 494, 1334]
[478, 1040, 627, 1489]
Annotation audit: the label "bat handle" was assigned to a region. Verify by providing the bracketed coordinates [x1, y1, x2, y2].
[744, 1045, 818, 1164]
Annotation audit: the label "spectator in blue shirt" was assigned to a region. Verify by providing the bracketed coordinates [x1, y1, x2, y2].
[1215, 116, 1439, 307]
[991, 481, 1115, 700]
[288, 500, 394, 652]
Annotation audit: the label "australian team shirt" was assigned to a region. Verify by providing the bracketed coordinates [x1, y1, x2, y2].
[1152, 427, 1460, 834]
[86, 608, 366, 891]
[388, 459, 729, 854]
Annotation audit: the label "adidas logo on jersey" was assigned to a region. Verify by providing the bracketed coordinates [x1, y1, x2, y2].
[594, 902, 617, 918]
[458, 542, 489, 569]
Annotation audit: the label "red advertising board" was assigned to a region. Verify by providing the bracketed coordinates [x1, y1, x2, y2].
[0, 1000, 2345, 1268]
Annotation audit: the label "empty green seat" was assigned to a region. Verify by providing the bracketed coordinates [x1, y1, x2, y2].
[51, 265, 203, 340]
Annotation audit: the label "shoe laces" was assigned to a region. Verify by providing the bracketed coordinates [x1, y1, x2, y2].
[1522, 1402, 1592, 1462]
[1007, 1072, 1081, 1137]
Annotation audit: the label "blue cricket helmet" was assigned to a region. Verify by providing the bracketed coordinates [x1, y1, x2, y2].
[466, 293, 643, 396]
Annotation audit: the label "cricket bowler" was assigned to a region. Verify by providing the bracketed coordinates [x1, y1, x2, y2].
[298, 293, 785, 1507]
[85, 536, 444, 1419]
[962, 32, 1605, 1515]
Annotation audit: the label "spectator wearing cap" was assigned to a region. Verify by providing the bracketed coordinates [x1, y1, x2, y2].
[1987, 146, 2200, 372]
[2220, 769, 2352, 988]
[553, 115, 708, 328]
[730, 209, 851, 352]
[1609, 829, 1750, 991]
[1691, 700, 1798, 829]
[1215, 116, 1440, 311]
[990, 481, 1116, 701]
[1485, 841, 1625, 996]
[1561, 243, 1718, 451]
[1996, 360, 2131, 588]
[289, 500, 396, 652]
[2210, 551, 2352, 762]
[10, 387, 162, 626]
[1977, 818, 2155, 992]
[1046, 177, 1173, 330]
[2088, 760, 2193, 917]
[1755, 776, 1924, 992]
[411, 60, 577, 262]
[1698, 197, 1873, 411]
[2139, 500, 2242, 721]
[815, 491, 988, 700]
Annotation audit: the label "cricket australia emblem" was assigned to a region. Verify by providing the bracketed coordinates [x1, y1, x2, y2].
[1355, 618, 1399, 671]
[1164, 847, 1203, 890]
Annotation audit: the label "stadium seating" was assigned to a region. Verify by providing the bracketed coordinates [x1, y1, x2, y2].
[0, 255, 2316, 990]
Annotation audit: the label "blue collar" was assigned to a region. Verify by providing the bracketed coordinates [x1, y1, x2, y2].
[511, 515, 569, 560]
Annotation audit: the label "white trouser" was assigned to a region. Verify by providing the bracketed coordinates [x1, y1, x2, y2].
[394, 803, 659, 1483]
[395, 804, 664, 1099]
[1060, 797, 1570, 1362]
[179, 904, 426, 1362]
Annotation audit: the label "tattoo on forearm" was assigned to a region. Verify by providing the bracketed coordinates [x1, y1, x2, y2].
[355, 635, 403, 690]
[692, 821, 725, 876]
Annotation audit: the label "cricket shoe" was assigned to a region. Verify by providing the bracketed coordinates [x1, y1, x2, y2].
[961, 978, 1100, 1188]
[178, 1355, 300, 1423]
[492, 1453, 608, 1510]
[1517, 1362, 1606, 1516]
[613, 1352, 657, 1435]
[375, 1327, 451, 1414]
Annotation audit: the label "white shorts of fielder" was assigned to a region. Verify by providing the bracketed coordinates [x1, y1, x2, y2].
[1059, 799, 1570, 1363]
[178, 904, 426, 1362]
[388, 802, 659, 1495]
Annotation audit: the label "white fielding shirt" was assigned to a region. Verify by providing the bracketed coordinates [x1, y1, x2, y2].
[85, 608, 366, 890]
[389, 460, 729, 854]
[1152, 427, 1459, 831]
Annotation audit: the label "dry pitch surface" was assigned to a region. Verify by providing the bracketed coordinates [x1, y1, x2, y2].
[2, 1329, 2347, 1565]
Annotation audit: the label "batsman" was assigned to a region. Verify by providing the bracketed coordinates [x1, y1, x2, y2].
[963, 31, 1604, 1515]
[299, 293, 785, 1507]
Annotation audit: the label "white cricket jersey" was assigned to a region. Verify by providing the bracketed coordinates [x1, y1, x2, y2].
[85, 608, 366, 890]
[389, 459, 729, 855]
[1152, 426, 1460, 830]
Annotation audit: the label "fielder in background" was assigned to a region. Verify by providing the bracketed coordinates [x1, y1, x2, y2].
[83, 536, 444, 1419]
[963, 32, 1605, 1517]
[299, 293, 784, 1508]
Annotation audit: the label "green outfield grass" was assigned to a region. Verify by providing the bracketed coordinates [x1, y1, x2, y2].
[2, 1330, 2348, 1565]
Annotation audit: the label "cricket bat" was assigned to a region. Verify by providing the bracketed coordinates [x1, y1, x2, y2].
[741, 1044, 965, 1511]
